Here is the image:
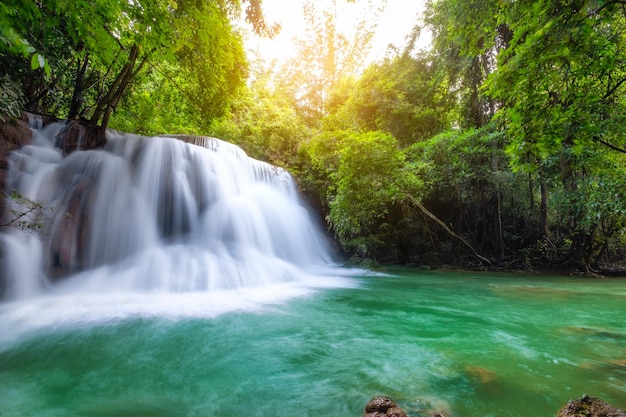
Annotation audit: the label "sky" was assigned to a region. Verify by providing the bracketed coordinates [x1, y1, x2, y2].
[244, 0, 429, 66]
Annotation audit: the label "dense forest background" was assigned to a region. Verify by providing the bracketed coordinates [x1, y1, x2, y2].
[2, 0, 626, 273]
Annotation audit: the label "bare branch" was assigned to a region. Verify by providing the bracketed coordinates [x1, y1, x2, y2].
[401, 188, 492, 266]
[598, 138, 626, 154]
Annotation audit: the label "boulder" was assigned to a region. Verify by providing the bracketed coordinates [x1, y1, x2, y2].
[0, 114, 32, 216]
[54, 118, 107, 155]
[556, 394, 625, 417]
[363, 396, 408, 417]
[361, 393, 625, 417]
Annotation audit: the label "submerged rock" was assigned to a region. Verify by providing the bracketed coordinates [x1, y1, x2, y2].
[465, 365, 498, 384]
[556, 394, 626, 417]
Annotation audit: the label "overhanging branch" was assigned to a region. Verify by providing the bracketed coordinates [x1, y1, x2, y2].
[400, 188, 492, 266]
[598, 138, 626, 154]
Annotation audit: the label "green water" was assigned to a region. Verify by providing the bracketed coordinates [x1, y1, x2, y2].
[1, 270, 625, 417]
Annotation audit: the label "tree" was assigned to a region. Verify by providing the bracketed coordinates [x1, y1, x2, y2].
[298, 129, 422, 260]
[327, 52, 454, 147]
[484, 0, 626, 269]
[421, 0, 626, 270]
[0, 0, 274, 140]
[210, 74, 311, 167]
[276, 0, 376, 126]
[424, 0, 511, 258]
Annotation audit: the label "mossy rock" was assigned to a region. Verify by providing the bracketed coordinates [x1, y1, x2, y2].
[556, 395, 625, 417]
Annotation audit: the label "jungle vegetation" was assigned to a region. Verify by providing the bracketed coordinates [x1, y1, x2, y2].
[3, 0, 626, 272]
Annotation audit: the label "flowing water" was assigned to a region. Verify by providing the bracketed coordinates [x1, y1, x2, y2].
[1, 270, 625, 417]
[1, 121, 336, 297]
[1, 123, 625, 417]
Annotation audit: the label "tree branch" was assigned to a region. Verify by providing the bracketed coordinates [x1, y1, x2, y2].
[598, 138, 626, 154]
[0, 206, 38, 228]
[604, 75, 626, 100]
[401, 189, 492, 266]
[591, 1, 626, 15]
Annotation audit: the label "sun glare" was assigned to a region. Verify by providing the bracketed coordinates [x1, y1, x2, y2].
[245, 0, 428, 66]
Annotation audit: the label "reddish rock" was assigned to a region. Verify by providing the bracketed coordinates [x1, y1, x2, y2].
[557, 395, 625, 417]
[364, 397, 408, 417]
[55, 119, 107, 155]
[0, 115, 32, 216]
[49, 179, 91, 277]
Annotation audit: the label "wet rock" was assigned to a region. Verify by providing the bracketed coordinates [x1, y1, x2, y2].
[0, 114, 32, 215]
[363, 396, 408, 417]
[385, 406, 408, 417]
[54, 119, 107, 155]
[365, 396, 397, 413]
[49, 178, 91, 278]
[556, 394, 626, 417]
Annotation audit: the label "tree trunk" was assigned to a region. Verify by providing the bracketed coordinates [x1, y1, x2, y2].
[559, 148, 592, 270]
[539, 177, 549, 238]
[68, 54, 90, 119]
[492, 190, 504, 259]
[528, 173, 534, 210]
[491, 143, 504, 259]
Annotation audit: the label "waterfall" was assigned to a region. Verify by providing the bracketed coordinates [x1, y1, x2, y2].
[0, 123, 340, 301]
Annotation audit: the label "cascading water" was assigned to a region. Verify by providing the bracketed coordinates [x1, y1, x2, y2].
[0, 121, 346, 312]
[3, 124, 626, 417]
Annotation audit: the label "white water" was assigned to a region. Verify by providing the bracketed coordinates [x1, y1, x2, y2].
[0, 122, 350, 320]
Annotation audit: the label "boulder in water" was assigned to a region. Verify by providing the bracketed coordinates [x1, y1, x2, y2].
[363, 396, 407, 417]
[556, 394, 625, 417]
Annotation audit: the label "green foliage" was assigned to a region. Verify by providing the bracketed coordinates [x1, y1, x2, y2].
[406, 129, 474, 193]
[0, 75, 25, 122]
[295, 130, 350, 214]
[328, 53, 454, 146]
[4, 0, 626, 269]
[275, 0, 375, 126]
[404, 125, 542, 262]
[0, 0, 269, 133]
[0, 2, 51, 75]
[424, 0, 505, 129]
[171, 0, 249, 125]
[109, 62, 203, 136]
[418, 0, 626, 268]
[550, 149, 626, 266]
[329, 131, 406, 238]
[299, 129, 421, 257]
[110, 0, 250, 135]
[482, 0, 626, 165]
[210, 82, 311, 167]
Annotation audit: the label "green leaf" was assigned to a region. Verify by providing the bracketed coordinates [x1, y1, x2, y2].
[30, 52, 38, 70]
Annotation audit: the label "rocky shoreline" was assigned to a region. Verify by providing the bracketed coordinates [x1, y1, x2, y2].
[364, 395, 625, 417]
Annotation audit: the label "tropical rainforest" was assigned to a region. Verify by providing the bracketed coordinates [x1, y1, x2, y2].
[2, 0, 626, 273]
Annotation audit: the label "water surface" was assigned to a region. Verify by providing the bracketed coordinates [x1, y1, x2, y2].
[1, 269, 625, 417]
